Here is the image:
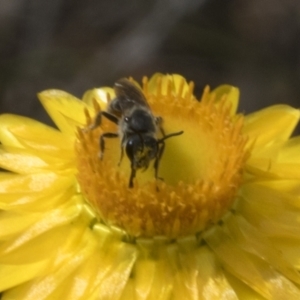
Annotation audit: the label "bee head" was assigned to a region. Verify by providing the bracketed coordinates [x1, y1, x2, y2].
[126, 135, 158, 169]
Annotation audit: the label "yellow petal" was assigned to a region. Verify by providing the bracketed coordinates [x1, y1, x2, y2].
[244, 105, 300, 157]
[278, 136, 300, 163]
[225, 215, 300, 285]
[147, 73, 191, 96]
[82, 87, 115, 110]
[195, 246, 239, 300]
[0, 260, 48, 292]
[238, 184, 300, 239]
[0, 211, 43, 240]
[0, 115, 73, 160]
[0, 114, 26, 148]
[42, 232, 97, 300]
[224, 271, 266, 300]
[133, 258, 156, 300]
[204, 226, 300, 299]
[254, 180, 300, 208]
[0, 198, 81, 254]
[269, 162, 300, 179]
[134, 240, 174, 300]
[0, 172, 73, 194]
[246, 159, 300, 180]
[0, 146, 50, 174]
[212, 85, 239, 115]
[120, 279, 135, 300]
[38, 90, 93, 135]
[204, 228, 264, 296]
[272, 239, 300, 269]
[94, 242, 137, 299]
[0, 185, 75, 213]
[1, 227, 94, 300]
[56, 247, 104, 300]
[0, 114, 73, 153]
[0, 221, 85, 265]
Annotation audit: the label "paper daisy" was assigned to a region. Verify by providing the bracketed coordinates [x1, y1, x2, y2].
[1, 73, 300, 299]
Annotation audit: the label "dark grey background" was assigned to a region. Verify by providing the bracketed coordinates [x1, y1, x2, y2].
[1, 0, 300, 132]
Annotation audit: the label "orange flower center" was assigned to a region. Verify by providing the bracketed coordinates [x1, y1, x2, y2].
[76, 77, 249, 239]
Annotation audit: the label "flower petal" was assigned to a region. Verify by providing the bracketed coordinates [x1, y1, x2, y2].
[204, 226, 300, 299]
[82, 87, 115, 110]
[38, 90, 93, 135]
[147, 73, 191, 97]
[272, 240, 300, 269]
[225, 215, 300, 285]
[0, 144, 75, 174]
[0, 114, 26, 148]
[0, 260, 48, 292]
[0, 173, 75, 214]
[244, 105, 300, 157]
[133, 240, 174, 300]
[0, 221, 85, 266]
[35, 232, 96, 300]
[212, 85, 239, 115]
[0, 172, 73, 194]
[224, 271, 265, 300]
[0, 114, 73, 154]
[278, 136, 300, 163]
[237, 183, 300, 239]
[93, 242, 137, 299]
[0, 198, 81, 255]
[0, 146, 50, 174]
[0, 225, 91, 300]
[0, 211, 43, 240]
[191, 246, 238, 299]
[255, 180, 300, 208]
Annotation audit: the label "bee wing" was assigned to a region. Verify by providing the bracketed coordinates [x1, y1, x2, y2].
[114, 78, 151, 112]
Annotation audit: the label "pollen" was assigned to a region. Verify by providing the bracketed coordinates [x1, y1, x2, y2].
[76, 76, 249, 239]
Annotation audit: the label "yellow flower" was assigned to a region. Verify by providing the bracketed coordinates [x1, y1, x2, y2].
[0, 73, 300, 299]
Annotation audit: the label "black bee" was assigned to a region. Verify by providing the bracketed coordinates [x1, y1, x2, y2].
[90, 78, 183, 188]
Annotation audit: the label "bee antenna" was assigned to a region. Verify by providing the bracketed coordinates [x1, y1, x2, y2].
[158, 131, 184, 144]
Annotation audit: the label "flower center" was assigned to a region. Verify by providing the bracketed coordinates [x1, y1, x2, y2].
[76, 77, 249, 239]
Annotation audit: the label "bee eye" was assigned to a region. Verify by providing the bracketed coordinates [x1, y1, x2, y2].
[124, 117, 130, 122]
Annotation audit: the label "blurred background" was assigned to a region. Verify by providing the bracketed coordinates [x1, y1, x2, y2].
[0, 0, 300, 132]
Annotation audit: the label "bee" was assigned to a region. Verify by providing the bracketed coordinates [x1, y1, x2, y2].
[90, 78, 183, 188]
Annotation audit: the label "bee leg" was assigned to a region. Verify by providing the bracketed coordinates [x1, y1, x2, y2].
[159, 126, 166, 137]
[118, 135, 126, 166]
[118, 147, 124, 166]
[155, 116, 166, 137]
[99, 132, 119, 160]
[129, 166, 136, 188]
[102, 111, 119, 124]
[87, 111, 102, 130]
[88, 111, 119, 131]
[154, 142, 165, 182]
